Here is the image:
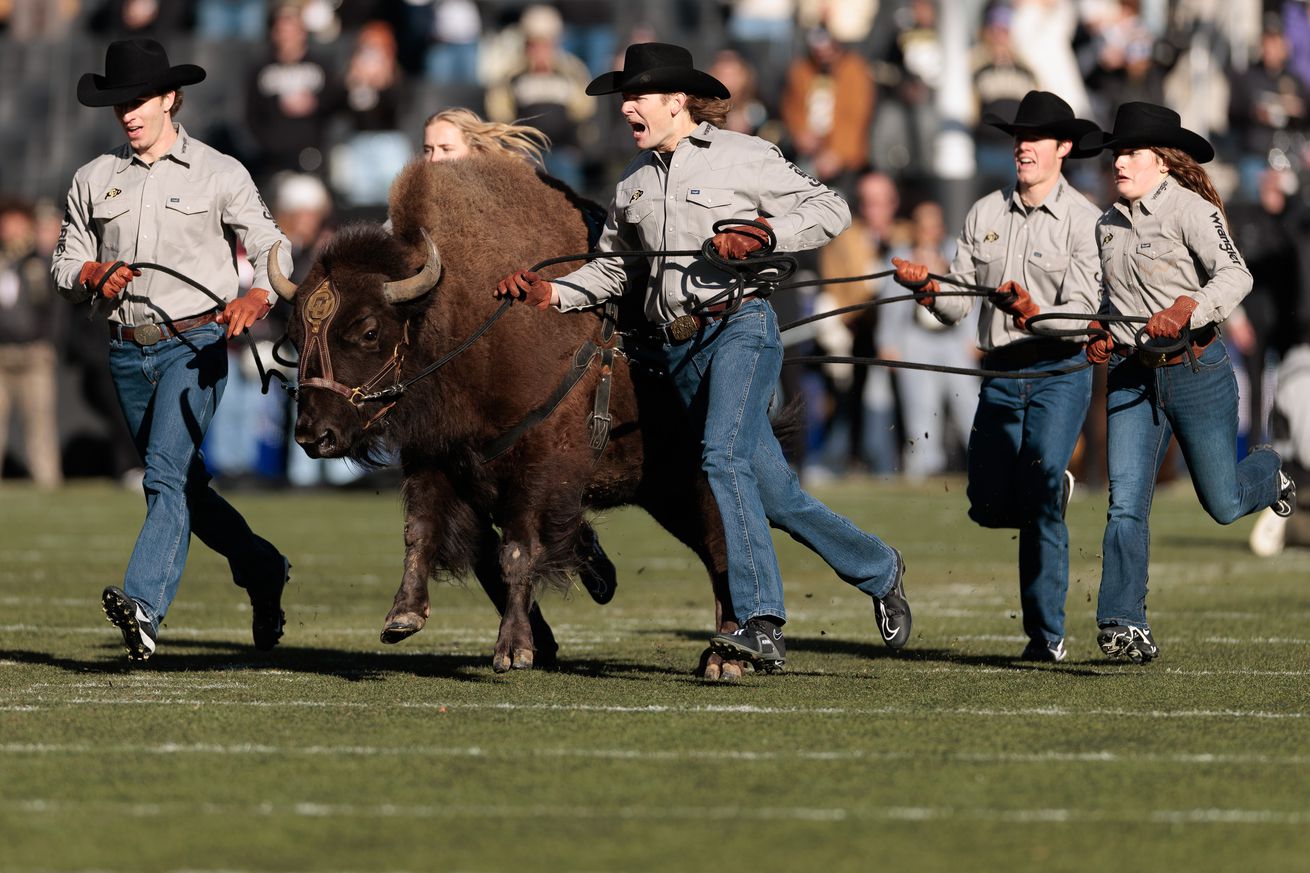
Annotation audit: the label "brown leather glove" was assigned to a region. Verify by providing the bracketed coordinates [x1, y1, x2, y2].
[1085, 320, 1113, 364]
[891, 256, 940, 307]
[495, 269, 555, 310]
[991, 280, 1041, 330]
[710, 217, 771, 260]
[79, 260, 140, 299]
[216, 288, 272, 338]
[1145, 294, 1199, 339]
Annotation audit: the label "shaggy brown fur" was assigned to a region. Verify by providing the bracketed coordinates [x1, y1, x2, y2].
[288, 155, 736, 673]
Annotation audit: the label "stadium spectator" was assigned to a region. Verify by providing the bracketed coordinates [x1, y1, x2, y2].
[87, 0, 193, 37]
[53, 39, 292, 661]
[328, 20, 410, 206]
[815, 169, 902, 475]
[707, 48, 770, 137]
[780, 25, 876, 188]
[874, 0, 944, 181]
[971, 3, 1040, 191]
[880, 200, 979, 478]
[244, 2, 340, 181]
[0, 196, 63, 488]
[1228, 16, 1310, 200]
[194, 0, 265, 41]
[495, 43, 912, 672]
[420, 0, 481, 83]
[1081, 0, 1167, 121]
[485, 4, 596, 191]
[1, 0, 79, 39]
[893, 91, 1102, 663]
[1081, 101, 1295, 664]
[1010, 0, 1091, 117]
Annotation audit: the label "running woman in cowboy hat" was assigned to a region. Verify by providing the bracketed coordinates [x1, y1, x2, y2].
[892, 91, 1102, 663]
[52, 39, 294, 661]
[493, 42, 911, 673]
[1081, 101, 1296, 663]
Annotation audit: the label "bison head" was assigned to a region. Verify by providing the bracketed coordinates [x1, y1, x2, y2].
[274, 227, 441, 462]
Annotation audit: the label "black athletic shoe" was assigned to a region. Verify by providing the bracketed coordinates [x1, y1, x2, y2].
[1020, 637, 1067, 663]
[1060, 470, 1075, 519]
[576, 524, 617, 605]
[1097, 624, 1159, 664]
[248, 557, 289, 651]
[872, 550, 912, 649]
[1273, 470, 1296, 518]
[101, 586, 156, 661]
[709, 618, 786, 673]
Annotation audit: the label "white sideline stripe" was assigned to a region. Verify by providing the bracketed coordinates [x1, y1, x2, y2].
[3, 696, 1306, 719]
[9, 799, 1308, 825]
[2, 742, 1307, 767]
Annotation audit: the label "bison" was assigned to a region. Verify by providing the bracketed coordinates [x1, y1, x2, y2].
[270, 155, 749, 676]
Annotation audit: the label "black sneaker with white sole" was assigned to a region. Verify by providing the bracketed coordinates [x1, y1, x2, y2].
[1020, 637, 1067, 663]
[1273, 470, 1296, 518]
[576, 524, 617, 605]
[1097, 624, 1159, 663]
[872, 550, 912, 649]
[247, 557, 290, 651]
[709, 618, 786, 673]
[102, 586, 156, 661]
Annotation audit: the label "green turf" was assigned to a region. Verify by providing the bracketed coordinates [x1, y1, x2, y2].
[1, 477, 1307, 872]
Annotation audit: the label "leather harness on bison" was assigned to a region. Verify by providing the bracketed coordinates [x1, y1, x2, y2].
[272, 155, 745, 674]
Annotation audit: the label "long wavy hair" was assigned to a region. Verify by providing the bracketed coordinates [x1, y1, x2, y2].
[424, 108, 550, 164]
[1153, 146, 1226, 220]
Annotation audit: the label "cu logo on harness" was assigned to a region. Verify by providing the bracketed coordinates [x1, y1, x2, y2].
[305, 285, 337, 326]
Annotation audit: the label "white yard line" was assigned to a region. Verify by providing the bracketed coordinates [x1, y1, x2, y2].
[2, 696, 1306, 719]
[1, 742, 1306, 767]
[7, 798, 1308, 825]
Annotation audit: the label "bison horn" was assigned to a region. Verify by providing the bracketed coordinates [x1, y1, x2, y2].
[267, 241, 299, 301]
[382, 229, 442, 304]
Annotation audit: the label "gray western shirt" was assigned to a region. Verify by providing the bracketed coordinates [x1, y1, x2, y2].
[927, 176, 1102, 352]
[1096, 175, 1252, 346]
[552, 122, 851, 323]
[52, 123, 291, 327]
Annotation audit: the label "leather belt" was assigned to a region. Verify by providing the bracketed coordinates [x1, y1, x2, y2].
[110, 310, 220, 346]
[655, 295, 758, 344]
[1137, 325, 1217, 368]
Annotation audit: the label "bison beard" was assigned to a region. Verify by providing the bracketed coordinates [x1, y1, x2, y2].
[285, 155, 753, 677]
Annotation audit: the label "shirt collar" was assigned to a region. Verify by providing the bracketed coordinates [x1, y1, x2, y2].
[1114, 174, 1175, 218]
[1008, 177, 1071, 220]
[114, 122, 193, 173]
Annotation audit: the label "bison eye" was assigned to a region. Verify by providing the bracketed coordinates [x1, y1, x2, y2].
[363, 328, 379, 344]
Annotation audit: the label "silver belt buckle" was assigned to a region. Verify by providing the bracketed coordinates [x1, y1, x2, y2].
[134, 323, 163, 346]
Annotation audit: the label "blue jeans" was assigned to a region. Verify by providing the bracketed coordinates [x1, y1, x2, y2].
[967, 350, 1092, 644]
[109, 322, 284, 631]
[1098, 343, 1281, 629]
[660, 299, 900, 625]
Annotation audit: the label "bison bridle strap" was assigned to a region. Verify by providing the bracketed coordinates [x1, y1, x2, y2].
[296, 277, 410, 431]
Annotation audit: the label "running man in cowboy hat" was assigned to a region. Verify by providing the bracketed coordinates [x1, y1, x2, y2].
[52, 38, 293, 661]
[892, 90, 1103, 662]
[1081, 101, 1295, 663]
[493, 42, 911, 674]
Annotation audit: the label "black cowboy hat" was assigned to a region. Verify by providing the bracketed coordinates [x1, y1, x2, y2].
[981, 90, 1101, 159]
[1079, 101, 1214, 163]
[586, 42, 729, 99]
[77, 39, 206, 108]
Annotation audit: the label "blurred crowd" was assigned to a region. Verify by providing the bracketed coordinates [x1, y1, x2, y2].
[1, 0, 1308, 514]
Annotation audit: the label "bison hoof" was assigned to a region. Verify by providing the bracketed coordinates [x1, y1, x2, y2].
[511, 649, 534, 670]
[492, 651, 513, 673]
[380, 613, 425, 644]
[696, 646, 746, 682]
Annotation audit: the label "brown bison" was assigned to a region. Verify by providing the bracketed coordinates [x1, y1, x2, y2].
[270, 156, 744, 676]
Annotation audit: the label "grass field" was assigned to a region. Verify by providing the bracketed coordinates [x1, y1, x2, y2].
[1, 476, 1307, 872]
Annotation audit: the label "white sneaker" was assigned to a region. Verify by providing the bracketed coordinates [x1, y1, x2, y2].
[1250, 507, 1288, 557]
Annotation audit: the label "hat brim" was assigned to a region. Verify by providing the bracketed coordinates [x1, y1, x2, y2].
[586, 66, 729, 99]
[1079, 128, 1215, 163]
[77, 64, 206, 107]
[981, 114, 1103, 159]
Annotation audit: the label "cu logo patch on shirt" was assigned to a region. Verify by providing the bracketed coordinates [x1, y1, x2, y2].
[787, 162, 821, 187]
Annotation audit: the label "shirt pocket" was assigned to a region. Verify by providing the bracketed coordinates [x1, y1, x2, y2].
[972, 241, 1005, 287]
[162, 195, 214, 256]
[684, 187, 733, 211]
[1028, 250, 1069, 297]
[1131, 241, 1182, 281]
[90, 199, 132, 255]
